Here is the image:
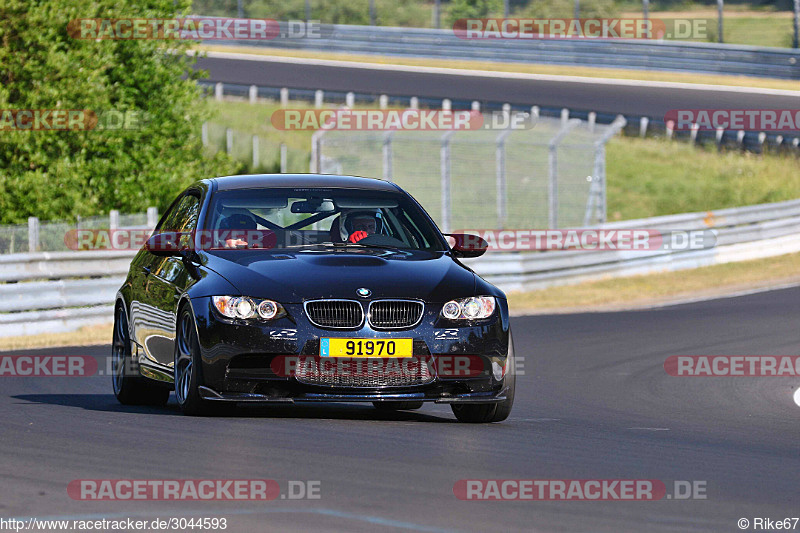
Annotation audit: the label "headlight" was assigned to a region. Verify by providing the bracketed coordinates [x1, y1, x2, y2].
[212, 296, 284, 321]
[441, 296, 496, 320]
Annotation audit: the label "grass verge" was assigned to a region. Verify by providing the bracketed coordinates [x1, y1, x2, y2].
[606, 137, 800, 220]
[508, 252, 800, 314]
[0, 323, 112, 352]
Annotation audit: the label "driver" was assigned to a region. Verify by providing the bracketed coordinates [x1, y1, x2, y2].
[340, 209, 382, 243]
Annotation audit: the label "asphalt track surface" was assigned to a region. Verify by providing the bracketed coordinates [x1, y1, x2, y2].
[1, 287, 799, 532]
[195, 54, 800, 117]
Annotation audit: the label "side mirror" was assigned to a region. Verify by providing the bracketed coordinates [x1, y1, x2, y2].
[145, 232, 187, 257]
[446, 233, 488, 258]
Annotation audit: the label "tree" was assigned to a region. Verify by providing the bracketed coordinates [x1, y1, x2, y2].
[0, 0, 240, 224]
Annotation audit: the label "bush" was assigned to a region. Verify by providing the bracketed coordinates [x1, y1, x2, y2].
[0, 0, 240, 224]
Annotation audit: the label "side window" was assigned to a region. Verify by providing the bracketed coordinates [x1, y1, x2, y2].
[157, 193, 201, 249]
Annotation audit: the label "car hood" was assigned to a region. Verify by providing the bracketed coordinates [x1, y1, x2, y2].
[202, 248, 478, 303]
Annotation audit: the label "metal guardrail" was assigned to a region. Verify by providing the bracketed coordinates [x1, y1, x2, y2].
[210, 23, 800, 80]
[2, 198, 800, 336]
[464, 198, 800, 292]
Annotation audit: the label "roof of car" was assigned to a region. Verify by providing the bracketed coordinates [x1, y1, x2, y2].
[209, 174, 400, 192]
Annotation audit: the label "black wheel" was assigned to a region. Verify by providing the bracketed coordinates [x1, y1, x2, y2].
[112, 304, 170, 406]
[451, 331, 516, 423]
[372, 401, 424, 411]
[174, 307, 219, 416]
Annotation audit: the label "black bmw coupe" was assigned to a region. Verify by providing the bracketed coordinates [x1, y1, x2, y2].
[112, 174, 515, 422]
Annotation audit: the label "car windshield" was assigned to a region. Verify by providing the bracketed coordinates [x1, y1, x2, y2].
[205, 187, 447, 252]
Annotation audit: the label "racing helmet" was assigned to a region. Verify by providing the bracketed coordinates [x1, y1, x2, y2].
[338, 209, 384, 242]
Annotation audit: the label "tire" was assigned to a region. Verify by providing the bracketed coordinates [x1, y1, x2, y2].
[174, 307, 219, 416]
[451, 331, 516, 423]
[372, 401, 424, 411]
[112, 304, 170, 406]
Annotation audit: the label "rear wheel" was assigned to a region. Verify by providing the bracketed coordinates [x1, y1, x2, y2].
[112, 305, 170, 406]
[451, 331, 516, 423]
[174, 307, 219, 416]
[372, 401, 424, 411]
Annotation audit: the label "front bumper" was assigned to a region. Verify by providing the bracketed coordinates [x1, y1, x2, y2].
[189, 296, 511, 404]
[197, 386, 512, 404]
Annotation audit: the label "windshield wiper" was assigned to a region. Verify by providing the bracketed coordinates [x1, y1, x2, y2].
[335, 242, 405, 251]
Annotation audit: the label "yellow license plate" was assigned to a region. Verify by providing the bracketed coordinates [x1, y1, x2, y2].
[320, 338, 413, 358]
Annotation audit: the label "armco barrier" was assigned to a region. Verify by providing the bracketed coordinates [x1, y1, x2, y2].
[2, 198, 800, 336]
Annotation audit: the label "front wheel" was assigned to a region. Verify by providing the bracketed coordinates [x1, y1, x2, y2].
[451, 331, 516, 423]
[174, 308, 218, 416]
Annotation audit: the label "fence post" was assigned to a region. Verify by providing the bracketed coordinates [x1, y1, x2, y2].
[548, 118, 582, 229]
[201, 122, 208, 146]
[379, 94, 388, 110]
[315, 90, 324, 109]
[690, 123, 699, 144]
[440, 131, 454, 233]
[147, 207, 159, 228]
[109, 210, 120, 230]
[584, 115, 626, 225]
[214, 82, 223, 101]
[311, 130, 325, 173]
[382, 131, 393, 181]
[471, 101, 480, 112]
[496, 129, 511, 229]
[249, 85, 258, 104]
[442, 99, 451, 111]
[346, 92, 355, 108]
[560, 108, 569, 126]
[280, 88, 289, 107]
[588, 111, 596, 133]
[639, 116, 649, 137]
[252, 135, 259, 169]
[409, 97, 418, 110]
[27, 217, 39, 253]
[226, 128, 233, 154]
[280, 143, 288, 173]
[666, 120, 675, 140]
